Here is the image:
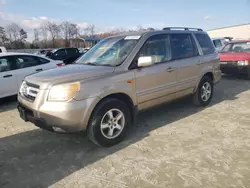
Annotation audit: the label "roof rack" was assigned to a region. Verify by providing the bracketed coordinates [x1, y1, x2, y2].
[162, 27, 203, 31]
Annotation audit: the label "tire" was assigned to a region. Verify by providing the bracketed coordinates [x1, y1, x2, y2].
[193, 76, 214, 106]
[87, 98, 131, 147]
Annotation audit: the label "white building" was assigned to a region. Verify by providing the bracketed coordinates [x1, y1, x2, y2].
[207, 23, 250, 40]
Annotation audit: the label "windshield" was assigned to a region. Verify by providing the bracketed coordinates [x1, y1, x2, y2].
[222, 42, 250, 52]
[75, 37, 139, 66]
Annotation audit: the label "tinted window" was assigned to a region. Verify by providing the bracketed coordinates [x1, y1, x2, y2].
[66, 48, 77, 55]
[195, 34, 215, 55]
[0, 49, 2, 53]
[0, 57, 13, 72]
[54, 49, 66, 57]
[213, 40, 222, 48]
[170, 34, 198, 60]
[137, 34, 170, 63]
[15, 56, 40, 69]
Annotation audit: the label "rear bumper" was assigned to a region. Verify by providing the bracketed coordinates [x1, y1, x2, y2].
[220, 64, 250, 75]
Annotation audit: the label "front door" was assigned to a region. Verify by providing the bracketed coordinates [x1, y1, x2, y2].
[132, 34, 178, 109]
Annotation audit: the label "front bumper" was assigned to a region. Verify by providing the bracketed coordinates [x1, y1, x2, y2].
[220, 63, 250, 75]
[17, 95, 98, 132]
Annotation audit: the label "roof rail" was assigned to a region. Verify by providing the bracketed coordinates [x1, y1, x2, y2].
[162, 27, 203, 31]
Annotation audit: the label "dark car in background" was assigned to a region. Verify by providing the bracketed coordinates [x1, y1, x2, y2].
[46, 48, 83, 65]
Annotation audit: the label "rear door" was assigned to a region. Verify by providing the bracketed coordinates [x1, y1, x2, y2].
[194, 33, 218, 73]
[12, 55, 56, 89]
[0, 56, 18, 97]
[170, 33, 201, 91]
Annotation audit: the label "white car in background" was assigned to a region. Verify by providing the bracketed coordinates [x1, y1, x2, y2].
[212, 37, 233, 51]
[0, 46, 7, 53]
[0, 52, 64, 98]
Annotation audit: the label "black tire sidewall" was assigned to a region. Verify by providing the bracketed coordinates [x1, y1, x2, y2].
[88, 99, 131, 147]
[197, 76, 214, 106]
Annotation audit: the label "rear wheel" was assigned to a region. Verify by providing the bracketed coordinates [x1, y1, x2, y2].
[87, 98, 131, 147]
[193, 76, 214, 106]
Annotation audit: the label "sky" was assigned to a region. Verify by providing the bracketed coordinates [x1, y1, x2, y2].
[0, 0, 250, 41]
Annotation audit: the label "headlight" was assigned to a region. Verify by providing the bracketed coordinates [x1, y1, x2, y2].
[48, 82, 80, 101]
[237, 60, 249, 66]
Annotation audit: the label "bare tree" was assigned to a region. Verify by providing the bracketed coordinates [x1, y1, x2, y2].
[40, 23, 48, 47]
[19, 29, 27, 42]
[84, 24, 95, 37]
[33, 28, 40, 47]
[46, 21, 61, 47]
[5, 23, 27, 48]
[0, 26, 8, 45]
[6, 23, 20, 42]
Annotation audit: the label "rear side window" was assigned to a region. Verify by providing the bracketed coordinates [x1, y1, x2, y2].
[38, 57, 50, 64]
[15, 55, 40, 69]
[170, 33, 199, 60]
[195, 34, 215, 55]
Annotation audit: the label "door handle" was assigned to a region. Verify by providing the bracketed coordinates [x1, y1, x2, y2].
[36, 69, 43, 72]
[3, 74, 13, 78]
[166, 67, 175, 72]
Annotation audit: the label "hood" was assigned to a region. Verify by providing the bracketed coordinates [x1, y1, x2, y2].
[219, 52, 250, 61]
[25, 64, 115, 89]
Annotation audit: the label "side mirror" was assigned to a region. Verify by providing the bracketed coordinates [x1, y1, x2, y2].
[138, 56, 155, 67]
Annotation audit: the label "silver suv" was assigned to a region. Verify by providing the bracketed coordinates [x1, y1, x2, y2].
[17, 27, 221, 147]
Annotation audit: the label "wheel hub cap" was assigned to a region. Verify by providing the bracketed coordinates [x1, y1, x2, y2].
[201, 82, 211, 102]
[100, 109, 125, 139]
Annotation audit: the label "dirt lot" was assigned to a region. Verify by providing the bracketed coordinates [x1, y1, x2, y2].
[0, 75, 250, 188]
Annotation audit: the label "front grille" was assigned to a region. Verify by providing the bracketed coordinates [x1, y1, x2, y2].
[20, 81, 40, 102]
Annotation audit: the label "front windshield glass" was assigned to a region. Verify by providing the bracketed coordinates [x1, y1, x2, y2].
[222, 42, 250, 52]
[75, 37, 139, 66]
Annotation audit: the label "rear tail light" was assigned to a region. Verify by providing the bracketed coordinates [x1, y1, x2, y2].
[56, 63, 64, 67]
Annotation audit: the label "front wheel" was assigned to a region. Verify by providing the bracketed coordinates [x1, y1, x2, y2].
[87, 98, 131, 147]
[193, 76, 214, 106]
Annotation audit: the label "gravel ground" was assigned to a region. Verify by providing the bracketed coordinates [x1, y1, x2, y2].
[0, 75, 250, 188]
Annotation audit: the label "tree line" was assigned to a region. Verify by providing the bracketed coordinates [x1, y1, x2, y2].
[0, 21, 154, 49]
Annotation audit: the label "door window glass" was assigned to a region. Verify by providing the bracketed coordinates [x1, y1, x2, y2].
[54, 49, 66, 57]
[0, 57, 12, 72]
[15, 56, 40, 69]
[170, 33, 198, 60]
[38, 57, 50, 64]
[213, 40, 223, 48]
[66, 48, 77, 56]
[137, 34, 170, 64]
